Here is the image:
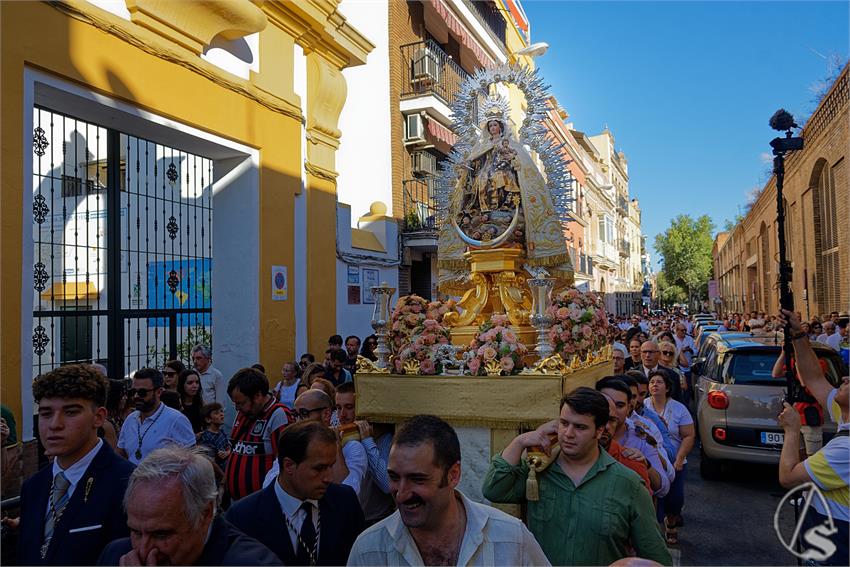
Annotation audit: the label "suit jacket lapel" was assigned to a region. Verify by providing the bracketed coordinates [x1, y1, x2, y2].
[317, 494, 337, 565]
[257, 484, 297, 564]
[45, 443, 112, 562]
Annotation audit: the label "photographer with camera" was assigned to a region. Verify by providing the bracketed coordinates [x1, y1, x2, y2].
[776, 309, 849, 566]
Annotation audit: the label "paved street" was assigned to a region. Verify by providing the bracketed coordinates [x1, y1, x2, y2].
[677, 445, 799, 566]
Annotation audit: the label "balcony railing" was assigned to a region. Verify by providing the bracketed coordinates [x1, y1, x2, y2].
[617, 195, 629, 215]
[460, 0, 507, 48]
[401, 40, 469, 107]
[402, 177, 441, 234]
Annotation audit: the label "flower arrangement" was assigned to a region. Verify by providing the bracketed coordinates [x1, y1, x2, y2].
[547, 288, 609, 359]
[390, 295, 456, 375]
[464, 313, 529, 375]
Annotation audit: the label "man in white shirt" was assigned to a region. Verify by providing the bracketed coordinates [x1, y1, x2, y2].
[824, 319, 847, 352]
[347, 415, 549, 566]
[117, 368, 195, 465]
[191, 344, 227, 405]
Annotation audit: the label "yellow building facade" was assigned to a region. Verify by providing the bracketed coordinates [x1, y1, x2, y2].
[1, 1, 372, 434]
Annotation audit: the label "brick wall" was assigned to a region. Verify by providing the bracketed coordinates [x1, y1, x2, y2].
[389, 1, 425, 220]
[713, 65, 849, 318]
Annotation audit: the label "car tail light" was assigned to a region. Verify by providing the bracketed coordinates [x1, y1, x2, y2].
[708, 391, 729, 410]
[713, 427, 727, 442]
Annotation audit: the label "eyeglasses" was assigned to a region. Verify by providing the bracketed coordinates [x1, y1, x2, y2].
[128, 388, 156, 398]
[661, 350, 675, 356]
[295, 406, 328, 419]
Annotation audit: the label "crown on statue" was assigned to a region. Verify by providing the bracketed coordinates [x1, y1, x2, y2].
[478, 95, 511, 127]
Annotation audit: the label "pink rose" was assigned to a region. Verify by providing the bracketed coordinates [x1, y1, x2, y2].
[492, 314, 509, 327]
[499, 356, 515, 372]
[419, 358, 436, 374]
[582, 325, 593, 338]
[503, 330, 517, 343]
[423, 319, 439, 330]
[468, 358, 481, 375]
[556, 307, 570, 320]
[483, 346, 497, 360]
[411, 304, 422, 313]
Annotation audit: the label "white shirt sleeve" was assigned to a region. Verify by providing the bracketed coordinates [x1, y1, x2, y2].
[170, 413, 197, 447]
[341, 440, 368, 496]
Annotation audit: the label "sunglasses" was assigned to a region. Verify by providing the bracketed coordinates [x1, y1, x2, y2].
[295, 406, 328, 419]
[661, 350, 675, 356]
[128, 388, 156, 398]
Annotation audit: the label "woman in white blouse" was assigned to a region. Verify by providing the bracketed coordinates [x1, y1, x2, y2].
[645, 369, 695, 545]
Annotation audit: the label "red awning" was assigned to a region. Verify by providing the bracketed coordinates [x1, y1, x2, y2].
[426, 118, 457, 146]
[429, 0, 496, 67]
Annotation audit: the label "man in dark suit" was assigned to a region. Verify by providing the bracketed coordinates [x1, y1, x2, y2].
[97, 445, 281, 566]
[634, 340, 682, 402]
[226, 420, 365, 566]
[17, 364, 135, 566]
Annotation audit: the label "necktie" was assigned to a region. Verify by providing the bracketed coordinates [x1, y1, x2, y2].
[42, 472, 71, 556]
[296, 501, 317, 566]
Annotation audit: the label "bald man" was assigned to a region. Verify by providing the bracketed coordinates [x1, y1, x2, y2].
[263, 390, 367, 496]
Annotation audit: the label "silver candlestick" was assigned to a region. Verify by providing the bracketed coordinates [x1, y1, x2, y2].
[528, 278, 555, 360]
[370, 281, 396, 371]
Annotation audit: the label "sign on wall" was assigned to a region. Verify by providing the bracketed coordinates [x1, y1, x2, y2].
[272, 265, 288, 301]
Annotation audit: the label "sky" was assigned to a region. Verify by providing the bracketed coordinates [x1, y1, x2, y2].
[522, 0, 849, 268]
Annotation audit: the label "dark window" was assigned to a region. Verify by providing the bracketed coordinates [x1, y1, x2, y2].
[60, 306, 92, 363]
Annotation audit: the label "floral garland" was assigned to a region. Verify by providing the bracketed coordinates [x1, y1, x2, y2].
[547, 288, 609, 358]
[390, 295, 456, 375]
[464, 313, 529, 375]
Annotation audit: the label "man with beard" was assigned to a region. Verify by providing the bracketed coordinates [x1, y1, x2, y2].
[483, 388, 671, 566]
[348, 415, 548, 566]
[117, 368, 195, 465]
[226, 421, 364, 565]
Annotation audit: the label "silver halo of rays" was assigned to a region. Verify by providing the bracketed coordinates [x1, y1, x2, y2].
[434, 63, 574, 228]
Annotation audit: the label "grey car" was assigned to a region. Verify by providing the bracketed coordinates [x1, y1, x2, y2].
[691, 332, 847, 479]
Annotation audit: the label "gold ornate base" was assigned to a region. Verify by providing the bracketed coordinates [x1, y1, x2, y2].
[443, 248, 534, 336]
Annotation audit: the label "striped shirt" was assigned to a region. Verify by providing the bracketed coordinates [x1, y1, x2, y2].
[804, 388, 849, 522]
[225, 398, 294, 501]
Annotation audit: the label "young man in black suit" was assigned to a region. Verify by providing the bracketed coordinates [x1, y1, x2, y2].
[16, 364, 135, 565]
[226, 420, 366, 565]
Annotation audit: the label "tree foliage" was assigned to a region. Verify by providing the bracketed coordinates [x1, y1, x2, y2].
[654, 214, 715, 304]
[655, 270, 686, 306]
[723, 213, 744, 232]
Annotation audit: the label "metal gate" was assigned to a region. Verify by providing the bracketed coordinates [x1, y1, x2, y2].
[31, 107, 213, 381]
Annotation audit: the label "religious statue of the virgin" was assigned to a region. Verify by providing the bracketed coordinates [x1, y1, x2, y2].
[437, 92, 574, 295]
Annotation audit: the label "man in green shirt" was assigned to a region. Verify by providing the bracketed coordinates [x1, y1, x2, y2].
[482, 387, 671, 566]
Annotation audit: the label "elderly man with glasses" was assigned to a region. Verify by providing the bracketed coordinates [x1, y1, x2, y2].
[116, 368, 196, 465]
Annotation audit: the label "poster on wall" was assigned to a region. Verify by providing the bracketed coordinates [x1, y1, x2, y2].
[348, 285, 361, 304]
[272, 265, 288, 301]
[362, 268, 379, 304]
[347, 265, 360, 285]
[146, 258, 212, 327]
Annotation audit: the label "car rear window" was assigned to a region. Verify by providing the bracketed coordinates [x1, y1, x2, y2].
[725, 350, 844, 386]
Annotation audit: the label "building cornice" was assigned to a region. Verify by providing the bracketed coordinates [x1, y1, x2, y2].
[48, 1, 303, 121]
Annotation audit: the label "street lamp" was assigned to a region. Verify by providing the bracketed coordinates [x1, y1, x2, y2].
[769, 108, 803, 402]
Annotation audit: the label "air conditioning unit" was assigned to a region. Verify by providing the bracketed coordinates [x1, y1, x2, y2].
[411, 48, 440, 84]
[404, 114, 426, 145]
[411, 150, 437, 176]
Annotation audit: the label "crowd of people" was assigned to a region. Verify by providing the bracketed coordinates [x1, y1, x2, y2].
[0, 309, 847, 566]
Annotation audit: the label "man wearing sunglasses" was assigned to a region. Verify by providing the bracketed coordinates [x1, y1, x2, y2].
[116, 368, 196, 465]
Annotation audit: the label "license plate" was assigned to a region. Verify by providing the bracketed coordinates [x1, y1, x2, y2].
[761, 432, 784, 445]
